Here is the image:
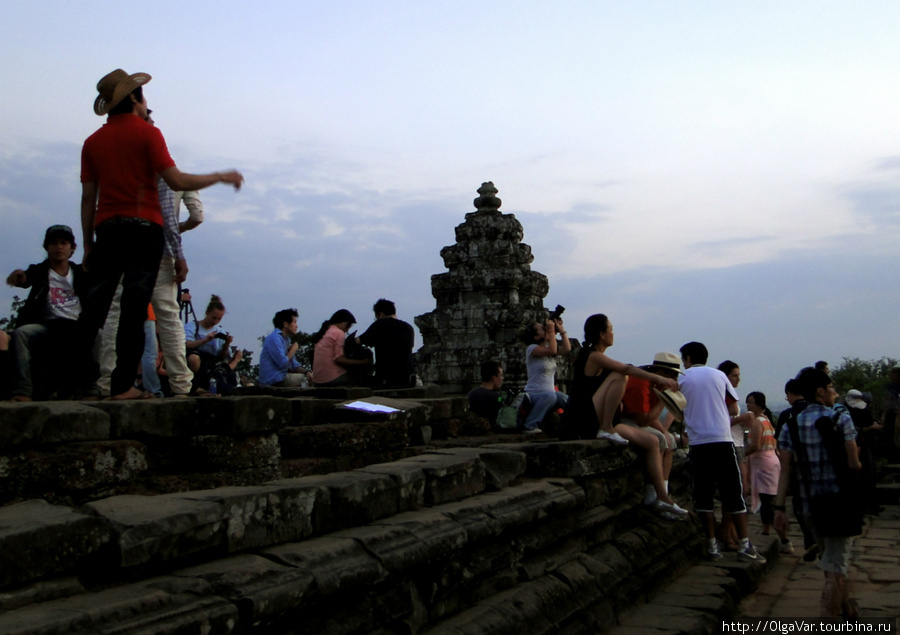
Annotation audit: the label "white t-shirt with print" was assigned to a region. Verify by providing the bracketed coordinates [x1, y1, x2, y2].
[45, 268, 81, 320]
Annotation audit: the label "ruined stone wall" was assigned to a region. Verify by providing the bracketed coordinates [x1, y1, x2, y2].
[415, 183, 563, 393]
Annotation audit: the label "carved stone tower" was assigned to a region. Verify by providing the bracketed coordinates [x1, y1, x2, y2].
[415, 182, 550, 393]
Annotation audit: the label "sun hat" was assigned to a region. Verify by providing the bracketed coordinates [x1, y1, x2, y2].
[845, 389, 867, 410]
[652, 387, 687, 422]
[93, 69, 151, 116]
[647, 352, 683, 375]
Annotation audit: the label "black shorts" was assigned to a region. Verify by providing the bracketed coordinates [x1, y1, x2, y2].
[689, 442, 747, 514]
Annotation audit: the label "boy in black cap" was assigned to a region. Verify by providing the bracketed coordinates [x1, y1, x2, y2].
[5, 225, 86, 401]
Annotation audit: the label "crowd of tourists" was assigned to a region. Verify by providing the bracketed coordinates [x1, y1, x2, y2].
[469, 314, 895, 618]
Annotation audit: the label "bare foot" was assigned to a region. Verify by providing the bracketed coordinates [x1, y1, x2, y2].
[109, 387, 146, 401]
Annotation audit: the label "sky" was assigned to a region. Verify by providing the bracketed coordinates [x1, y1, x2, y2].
[1, 1, 899, 407]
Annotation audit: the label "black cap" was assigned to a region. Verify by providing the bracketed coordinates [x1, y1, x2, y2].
[43, 224, 75, 248]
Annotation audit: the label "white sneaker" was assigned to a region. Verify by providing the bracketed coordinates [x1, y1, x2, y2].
[596, 430, 629, 445]
[779, 540, 795, 555]
[654, 499, 689, 517]
[524, 427, 543, 435]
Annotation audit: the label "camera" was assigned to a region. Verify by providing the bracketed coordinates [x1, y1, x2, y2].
[214, 332, 230, 341]
[548, 304, 566, 321]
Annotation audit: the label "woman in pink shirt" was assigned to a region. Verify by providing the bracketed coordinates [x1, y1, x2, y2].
[311, 309, 370, 386]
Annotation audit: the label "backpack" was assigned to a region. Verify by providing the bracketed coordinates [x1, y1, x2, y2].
[785, 406, 863, 537]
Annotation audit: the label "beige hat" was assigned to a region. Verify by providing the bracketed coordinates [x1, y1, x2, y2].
[653, 387, 687, 422]
[647, 352, 683, 375]
[93, 69, 151, 116]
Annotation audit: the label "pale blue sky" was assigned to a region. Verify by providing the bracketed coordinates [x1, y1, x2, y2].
[2, 1, 899, 403]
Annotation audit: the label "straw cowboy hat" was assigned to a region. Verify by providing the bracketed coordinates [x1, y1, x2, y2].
[652, 387, 688, 422]
[647, 352, 683, 375]
[93, 69, 151, 116]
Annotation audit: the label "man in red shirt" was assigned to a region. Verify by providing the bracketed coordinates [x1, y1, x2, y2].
[80, 69, 244, 399]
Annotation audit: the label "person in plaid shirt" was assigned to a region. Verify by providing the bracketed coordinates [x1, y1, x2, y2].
[774, 367, 862, 617]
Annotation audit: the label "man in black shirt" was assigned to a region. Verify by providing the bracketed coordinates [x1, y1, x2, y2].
[357, 299, 415, 388]
[468, 360, 505, 424]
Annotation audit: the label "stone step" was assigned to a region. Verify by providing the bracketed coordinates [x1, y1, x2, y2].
[0, 474, 696, 635]
[0, 447, 530, 589]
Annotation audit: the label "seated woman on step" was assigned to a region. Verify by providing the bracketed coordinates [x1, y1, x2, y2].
[559, 313, 687, 518]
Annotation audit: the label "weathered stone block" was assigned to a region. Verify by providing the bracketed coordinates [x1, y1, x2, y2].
[279, 420, 407, 458]
[363, 508, 468, 571]
[0, 402, 110, 448]
[355, 461, 426, 512]
[415, 397, 469, 420]
[82, 493, 227, 568]
[410, 424, 433, 445]
[194, 396, 291, 434]
[487, 440, 637, 479]
[0, 499, 112, 588]
[423, 574, 577, 635]
[289, 397, 340, 426]
[0, 577, 86, 613]
[176, 481, 329, 551]
[263, 535, 386, 595]
[396, 452, 486, 505]
[87, 399, 199, 438]
[271, 471, 400, 533]
[0, 579, 238, 635]
[174, 553, 314, 626]
[426, 447, 527, 490]
[1, 440, 148, 504]
[184, 433, 281, 470]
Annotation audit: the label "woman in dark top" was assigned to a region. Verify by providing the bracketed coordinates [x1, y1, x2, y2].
[560, 314, 687, 517]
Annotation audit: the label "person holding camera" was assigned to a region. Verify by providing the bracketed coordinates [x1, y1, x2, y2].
[520, 308, 571, 434]
[184, 294, 242, 394]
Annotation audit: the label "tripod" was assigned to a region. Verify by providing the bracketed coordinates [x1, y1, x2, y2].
[178, 286, 197, 325]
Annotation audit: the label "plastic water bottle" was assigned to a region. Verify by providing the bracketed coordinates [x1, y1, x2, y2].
[208, 377, 217, 396]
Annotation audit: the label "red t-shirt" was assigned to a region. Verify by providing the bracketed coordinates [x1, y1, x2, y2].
[81, 114, 175, 227]
[621, 376, 659, 417]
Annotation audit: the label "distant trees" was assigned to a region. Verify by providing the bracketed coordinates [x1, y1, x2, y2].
[831, 356, 899, 417]
[0, 296, 24, 331]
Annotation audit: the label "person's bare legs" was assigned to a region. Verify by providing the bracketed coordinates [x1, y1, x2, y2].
[662, 446, 673, 482]
[614, 424, 676, 506]
[731, 511, 750, 539]
[592, 371, 626, 434]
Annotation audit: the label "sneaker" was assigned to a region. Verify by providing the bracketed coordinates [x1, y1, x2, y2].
[779, 540, 795, 555]
[707, 541, 723, 561]
[737, 543, 766, 563]
[524, 427, 543, 435]
[596, 430, 629, 445]
[654, 499, 689, 517]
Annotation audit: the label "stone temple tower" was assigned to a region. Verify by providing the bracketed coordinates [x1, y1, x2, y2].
[415, 182, 551, 393]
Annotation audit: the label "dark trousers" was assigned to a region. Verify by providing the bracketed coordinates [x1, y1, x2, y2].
[79, 221, 163, 396]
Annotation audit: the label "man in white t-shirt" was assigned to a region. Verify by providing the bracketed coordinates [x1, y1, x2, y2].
[679, 341, 765, 563]
[6, 225, 86, 401]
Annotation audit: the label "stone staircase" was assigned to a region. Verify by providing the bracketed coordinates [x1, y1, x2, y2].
[0, 388, 775, 634]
